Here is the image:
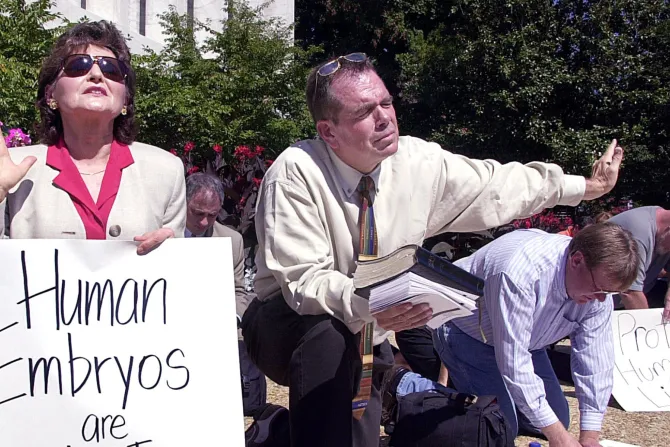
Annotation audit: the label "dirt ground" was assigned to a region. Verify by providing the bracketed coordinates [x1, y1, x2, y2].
[244, 335, 670, 446]
[247, 380, 669, 446]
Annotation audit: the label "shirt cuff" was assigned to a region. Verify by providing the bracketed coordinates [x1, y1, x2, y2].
[579, 410, 604, 432]
[558, 175, 586, 206]
[528, 400, 560, 429]
[350, 290, 374, 324]
[0, 197, 6, 238]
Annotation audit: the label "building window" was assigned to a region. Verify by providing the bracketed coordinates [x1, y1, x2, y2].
[187, 0, 194, 28]
[139, 0, 146, 36]
[80, 0, 86, 9]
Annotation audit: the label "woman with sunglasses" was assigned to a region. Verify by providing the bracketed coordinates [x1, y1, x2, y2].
[0, 21, 185, 254]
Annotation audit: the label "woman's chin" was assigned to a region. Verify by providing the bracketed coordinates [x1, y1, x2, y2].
[66, 104, 119, 121]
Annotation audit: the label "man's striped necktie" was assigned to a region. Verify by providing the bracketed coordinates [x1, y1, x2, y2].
[352, 175, 377, 420]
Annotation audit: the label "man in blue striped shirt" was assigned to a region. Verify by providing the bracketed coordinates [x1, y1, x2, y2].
[388, 223, 639, 447]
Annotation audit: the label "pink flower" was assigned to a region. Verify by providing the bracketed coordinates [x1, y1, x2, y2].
[4, 128, 31, 147]
[213, 144, 222, 153]
[169, 148, 178, 156]
[254, 145, 265, 156]
[187, 166, 200, 174]
[184, 141, 195, 153]
[265, 159, 274, 167]
[252, 178, 262, 187]
[234, 145, 252, 160]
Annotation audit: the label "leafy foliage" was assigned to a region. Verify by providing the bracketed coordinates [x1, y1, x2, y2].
[133, 1, 319, 162]
[294, 0, 414, 97]
[0, 0, 63, 133]
[394, 0, 670, 206]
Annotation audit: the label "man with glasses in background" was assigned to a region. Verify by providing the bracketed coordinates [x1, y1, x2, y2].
[387, 223, 639, 447]
[242, 52, 625, 446]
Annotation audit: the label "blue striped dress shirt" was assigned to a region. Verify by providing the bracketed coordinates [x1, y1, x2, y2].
[452, 229, 614, 431]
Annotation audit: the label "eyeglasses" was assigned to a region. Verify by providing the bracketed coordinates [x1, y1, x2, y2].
[587, 267, 620, 295]
[61, 54, 128, 83]
[317, 52, 367, 77]
[314, 52, 367, 94]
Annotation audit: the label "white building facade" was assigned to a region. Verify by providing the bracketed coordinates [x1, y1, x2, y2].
[49, 0, 294, 54]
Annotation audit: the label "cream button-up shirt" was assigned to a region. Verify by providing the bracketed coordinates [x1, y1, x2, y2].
[254, 136, 585, 345]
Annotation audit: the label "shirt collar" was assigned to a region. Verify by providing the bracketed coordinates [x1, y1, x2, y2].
[555, 246, 571, 301]
[185, 228, 209, 237]
[45, 138, 135, 216]
[326, 143, 382, 198]
[46, 138, 134, 171]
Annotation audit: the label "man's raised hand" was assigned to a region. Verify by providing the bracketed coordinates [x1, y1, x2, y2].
[583, 139, 624, 200]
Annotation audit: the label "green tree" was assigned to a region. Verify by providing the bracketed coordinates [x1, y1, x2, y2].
[0, 0, 63, 134]
[396, 0, 670, 206]
[133, 1, 319, 162]
[294, 0, 425, 97]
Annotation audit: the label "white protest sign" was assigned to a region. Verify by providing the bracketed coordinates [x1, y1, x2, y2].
[600, 441, 640, 447]
[0, 238, 244, 446]
[612, 308, 670, 412]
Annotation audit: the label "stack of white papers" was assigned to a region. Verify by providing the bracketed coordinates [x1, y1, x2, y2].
[369, 272, 479, 329]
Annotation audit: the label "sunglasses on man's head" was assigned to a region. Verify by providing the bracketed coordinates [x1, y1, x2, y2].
[61, 54, 127, 83]
[317, 52, 368, 77]
[314, 53, 367, 94]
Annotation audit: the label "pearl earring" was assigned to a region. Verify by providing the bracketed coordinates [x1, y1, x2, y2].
[48, 99, 58, 110]
[121, 106, 127, 116]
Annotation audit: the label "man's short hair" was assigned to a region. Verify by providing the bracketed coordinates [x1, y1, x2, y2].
[305, 54, 377, 123]
[594, 211, 613, 224]
[186, 173, 225, 205]
[568, 222, 639, 291]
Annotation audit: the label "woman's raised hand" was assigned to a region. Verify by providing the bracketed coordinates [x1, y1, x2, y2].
[0, 133, 36, 202]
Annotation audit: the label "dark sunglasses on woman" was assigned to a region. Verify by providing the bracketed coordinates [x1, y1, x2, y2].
[60, 54, 128, 83]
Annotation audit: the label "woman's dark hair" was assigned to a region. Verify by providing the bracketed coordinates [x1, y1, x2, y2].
[36, 20, 137, 145]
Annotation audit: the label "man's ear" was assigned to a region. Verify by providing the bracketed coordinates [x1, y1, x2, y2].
[569, 250, 584, 269]
[316, 120, 339, 149]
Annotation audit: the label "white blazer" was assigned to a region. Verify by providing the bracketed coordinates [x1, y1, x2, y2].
[0, 142, 186, 239]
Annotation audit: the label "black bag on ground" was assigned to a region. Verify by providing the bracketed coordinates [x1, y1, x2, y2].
[239, 339, 267, 417]
[386, 388, 513, 447]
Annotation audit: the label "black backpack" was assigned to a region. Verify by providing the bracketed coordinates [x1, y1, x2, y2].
[238, 340, 267, 417]
[386, 388, 513, 447]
